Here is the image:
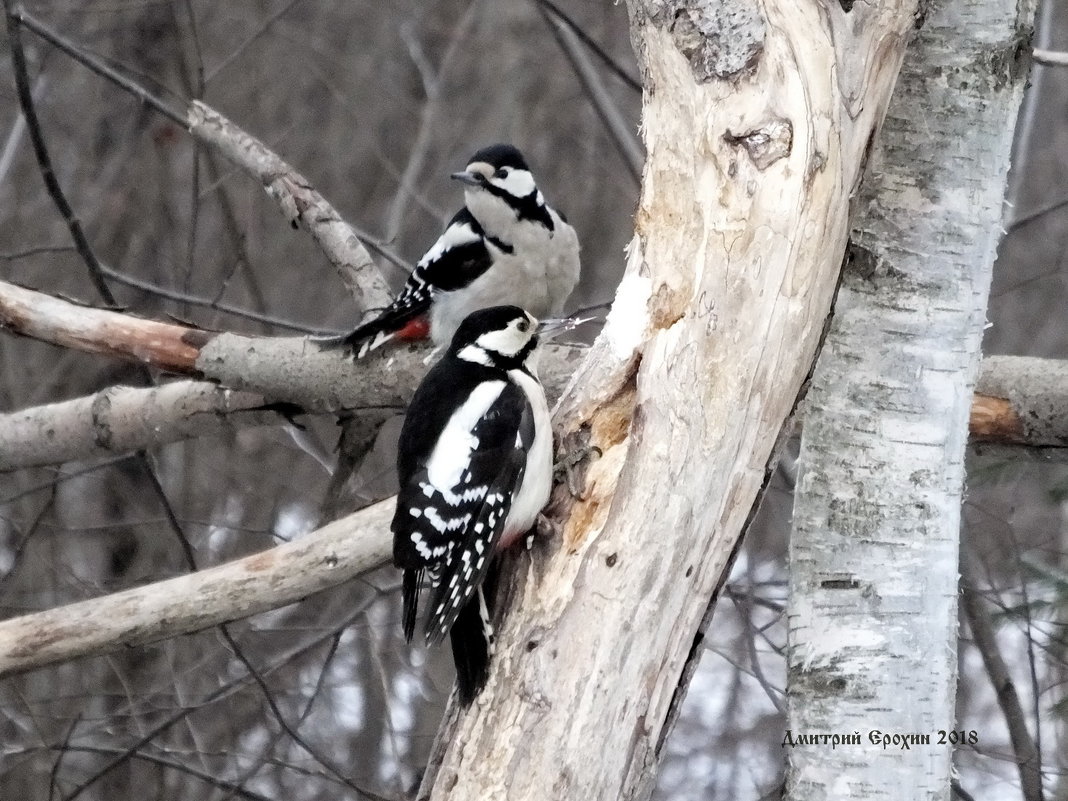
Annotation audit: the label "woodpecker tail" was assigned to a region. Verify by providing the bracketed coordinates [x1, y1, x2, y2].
[450, 592, 492, 706]
[449, 565, 499, 706]
[401, 568, 422, 644]
[321, 298, 432, 359]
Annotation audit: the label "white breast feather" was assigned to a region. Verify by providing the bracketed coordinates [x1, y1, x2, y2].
[504, 368, 553, 537]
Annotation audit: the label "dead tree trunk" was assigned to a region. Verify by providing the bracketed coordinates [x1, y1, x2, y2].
[419, 1, 919, 798]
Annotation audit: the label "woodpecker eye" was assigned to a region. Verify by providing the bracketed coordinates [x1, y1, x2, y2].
[516, 319, 530, 333]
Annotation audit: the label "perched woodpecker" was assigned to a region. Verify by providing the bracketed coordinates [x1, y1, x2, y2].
[334, 144, 580, 357]
[393, 305, 555, 705]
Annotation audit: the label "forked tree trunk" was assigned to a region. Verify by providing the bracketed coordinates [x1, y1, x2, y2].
[785, 0, 1036, 798]
[420, 1, 918, 798]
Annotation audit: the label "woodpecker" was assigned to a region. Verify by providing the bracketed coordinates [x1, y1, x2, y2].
[334, 144, 580, 357]
[393, 305, 555, 705]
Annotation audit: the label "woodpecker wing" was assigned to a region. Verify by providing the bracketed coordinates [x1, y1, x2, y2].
[392, 372, 535, 645]
[337, 209, 495, 357]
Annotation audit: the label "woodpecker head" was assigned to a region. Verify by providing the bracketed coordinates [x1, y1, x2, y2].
[451, 305, 541, 371]
[451, 144, 552, 233]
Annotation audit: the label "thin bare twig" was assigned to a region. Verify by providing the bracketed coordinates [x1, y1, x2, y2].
[3, 2, 116, 303]
[537, 0, 643, 184]
[141, 473, 391, 801]
[45, 744, 272, 801]
[12, 7, 185, 124]
[98, 264, 326, 333]
[385, 6, 479, 242]
[54, 600, 382, 801]
[534, 0, 641, 91]
[12, 8, 392, 311]
[961, 558, 1044, 801]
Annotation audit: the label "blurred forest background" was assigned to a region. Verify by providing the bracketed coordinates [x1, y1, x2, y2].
[0, 1, 1065, 799]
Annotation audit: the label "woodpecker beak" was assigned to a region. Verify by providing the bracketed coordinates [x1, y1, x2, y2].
[536, 315, 596, 340]
[451, 170, 486, 187]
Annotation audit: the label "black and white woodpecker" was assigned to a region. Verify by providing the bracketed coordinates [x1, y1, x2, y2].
[392, 305, 556, 705]
[333, 144, 580, 357]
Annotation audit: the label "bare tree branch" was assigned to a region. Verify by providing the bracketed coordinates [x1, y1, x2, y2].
[0, 278, 587, 465]
[186, 102, 391, 310]
[961, 559, 1044, 801]
[1033, 48, 1068, 67]
[0, 279, 209, 373]
[973, 356, 1068, 447]
[3, 1, 115, 303]
[5, 277, 1066, 474]
[12, 8, 393, 311]
[0, 498, 393, 677]
[0, 381, 271, 471]
[537, 0, 643, 184]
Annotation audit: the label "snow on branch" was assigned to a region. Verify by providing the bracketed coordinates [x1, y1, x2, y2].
[0, 498, 393, 677]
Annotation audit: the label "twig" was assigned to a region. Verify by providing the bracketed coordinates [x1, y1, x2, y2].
[960, 559, 1044, 801]
[533, 0, 641, 92]
[204, 0, 305, 85]
[385, 7, 478, 242]
[98, 264, 326, 333]
[141, 471, 391, 801]
[42, 744, 272, 801]
[12, 8, 392, 311]
[54, 601, 381, 800]
[47, 713, 81, 801]
[537, 0, 643, 184]
[12, 6, 185, 124]
[3, 2, 116, 303]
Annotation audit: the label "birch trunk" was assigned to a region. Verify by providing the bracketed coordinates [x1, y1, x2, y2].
[419, 1, 917, 798]
[785, 0, 1036, 798]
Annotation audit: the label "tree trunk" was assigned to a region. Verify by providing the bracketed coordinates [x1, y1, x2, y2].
[785, 0, 1036, 798]
[419, 1, 918, 798]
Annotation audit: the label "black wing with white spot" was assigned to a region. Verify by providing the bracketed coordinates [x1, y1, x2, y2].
[392, 379, 534, 645]
[336, 209, 494, 357]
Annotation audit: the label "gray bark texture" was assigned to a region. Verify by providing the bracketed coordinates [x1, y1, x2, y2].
[416, 1, 920, 798]
[785, 0, 1036, 798]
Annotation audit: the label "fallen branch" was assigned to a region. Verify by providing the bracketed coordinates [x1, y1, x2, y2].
[0, 498, 393, 677]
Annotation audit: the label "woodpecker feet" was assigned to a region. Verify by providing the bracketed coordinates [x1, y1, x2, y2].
[554, 429, 602, 500]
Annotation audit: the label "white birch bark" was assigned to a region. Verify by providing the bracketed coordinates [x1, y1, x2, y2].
[785, 0, 1036, 798]
[417, 1, 919, 798]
